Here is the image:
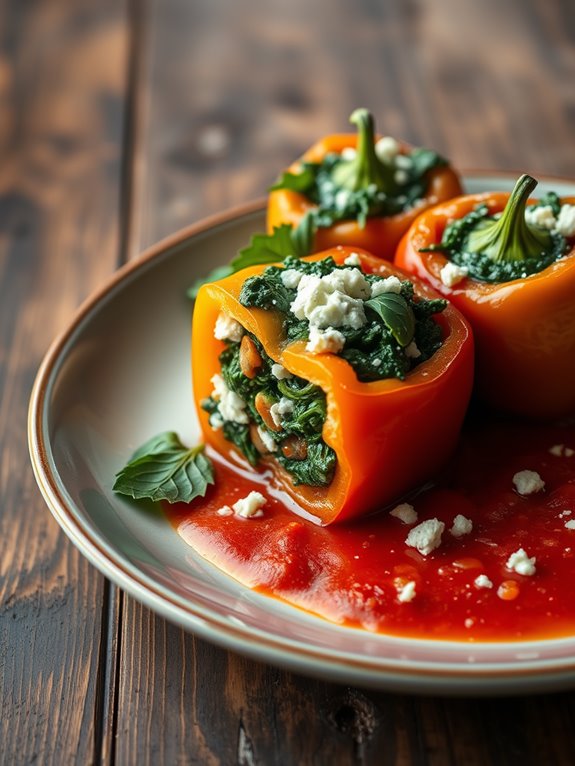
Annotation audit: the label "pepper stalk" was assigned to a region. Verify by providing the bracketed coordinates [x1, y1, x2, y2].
[331, 108, 399, 196]
[465, 174, 552, 262]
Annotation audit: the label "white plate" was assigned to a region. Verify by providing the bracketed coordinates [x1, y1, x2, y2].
[29, 172, 575, 696]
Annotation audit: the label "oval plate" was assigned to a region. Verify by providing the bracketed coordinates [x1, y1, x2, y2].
[29, 173, 575, 696]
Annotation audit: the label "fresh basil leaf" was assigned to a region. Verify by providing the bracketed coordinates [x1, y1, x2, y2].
[114, 431, 214, 504]
[269, 165, 318, 193]
[365, 293, 415, 347]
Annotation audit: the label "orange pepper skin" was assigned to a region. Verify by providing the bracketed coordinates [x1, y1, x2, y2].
[267, 135, 463, 261]
[192, 247, 474, 525]
[394, 193, 575, 419]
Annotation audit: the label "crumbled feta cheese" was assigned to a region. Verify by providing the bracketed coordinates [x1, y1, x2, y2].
[290, 269, 369, 331]
[214, 312, 244, 343]
[559, 510, 572, 518]
[390, 503, 418, 525]
[340, 146, 357, 161]
[464, 618, 475, 628]
[405, 518, 445, 556]
[344, 252, 362, 267]
[232, 491, 266, 518]
[554, 204, 575, 237]
[440, 262, 468, 288]
[209, 412, 224, 430]
[370, 275, 402, 297]
[396, 581, 417, 603]
[506, 548, 536, 576]
[306, 326, 346, 354]
[474, 574, 493, 589]
[404, 341, 421, 359]
[513, 470, 545, 496]
[216, 505, 233, 516]
[281, 268, 303, 289]
[394, 169, 409, 185]
[450, 514, 473, 538]
[395, 154, 413, 170]
[271, 363, 292, 380]
[567, 448, 575, 457]
[549, 444, 565, 456]
[375, 136, 400, 163]
[257, 426, 277, 453]
[373, 358, 381, 367]
[565, 520, 575, 530]
[269, 397, 294, 427]
[525, 205, 556, 230]
[210, 374, 249, 424]
[335, 189, 352, 209]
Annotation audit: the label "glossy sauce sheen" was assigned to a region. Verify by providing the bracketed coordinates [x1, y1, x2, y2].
[168, 413, 575, 641]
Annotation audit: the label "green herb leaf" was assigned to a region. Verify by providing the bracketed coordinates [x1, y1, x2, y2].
[365, 293, 415, 347]
[269, 165, 318, 193]
[113, 432, 214, 504]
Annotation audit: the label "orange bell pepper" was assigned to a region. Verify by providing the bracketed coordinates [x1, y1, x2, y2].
[395, 183, 575, 419]
[267, 110, 462, 261]
[192, 246, 474, 525]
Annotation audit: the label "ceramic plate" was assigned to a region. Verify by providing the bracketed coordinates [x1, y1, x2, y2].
[29, 173, 575, 696]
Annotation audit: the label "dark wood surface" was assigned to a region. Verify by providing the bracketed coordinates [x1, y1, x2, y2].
[3, 0, 575, 763]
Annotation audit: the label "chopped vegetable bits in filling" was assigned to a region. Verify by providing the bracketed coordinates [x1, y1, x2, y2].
[239, 256, 447, 382]
[202, 328, 336, 487]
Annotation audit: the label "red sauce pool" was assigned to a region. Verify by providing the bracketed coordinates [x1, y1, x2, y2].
[167, 412, 575, 642]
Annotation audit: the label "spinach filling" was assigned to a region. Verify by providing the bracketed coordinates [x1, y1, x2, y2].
[239, 256, 446, 383]
[423, 181, 569, 283]
[202, 333, 336, 487]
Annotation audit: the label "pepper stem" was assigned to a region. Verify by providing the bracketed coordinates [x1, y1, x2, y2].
[465, 174, 552, 262]
[331, 108, 398, 194]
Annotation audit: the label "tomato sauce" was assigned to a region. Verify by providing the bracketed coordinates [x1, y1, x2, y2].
[167, 411, 575, 641]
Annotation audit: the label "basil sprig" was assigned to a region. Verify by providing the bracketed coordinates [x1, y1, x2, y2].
[365, 293, 416, 347]
[114, 432, 214, 504]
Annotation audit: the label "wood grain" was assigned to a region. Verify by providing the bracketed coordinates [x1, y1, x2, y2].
[0, 1, 129, 763]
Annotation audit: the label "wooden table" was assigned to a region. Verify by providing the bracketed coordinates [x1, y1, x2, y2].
[3, 0, 575, 763]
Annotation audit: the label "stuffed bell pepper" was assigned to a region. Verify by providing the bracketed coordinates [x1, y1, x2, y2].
[267, 108, 463, 261]
[193, 246, 473, 525]
[395, 174, 575, 419]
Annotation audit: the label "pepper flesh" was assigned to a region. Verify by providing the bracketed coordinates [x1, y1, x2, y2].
[267, 135, 463, 261]
[193, 247, 474, 525]
[394, 192, 575, 419]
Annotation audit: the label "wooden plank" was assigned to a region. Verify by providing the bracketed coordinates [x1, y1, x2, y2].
[0, 1, 129, 763]
[114, 0, 575, 763]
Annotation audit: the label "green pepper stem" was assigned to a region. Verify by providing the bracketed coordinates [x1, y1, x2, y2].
[331, 108, 398, 194]
[465, 174, 552, 262]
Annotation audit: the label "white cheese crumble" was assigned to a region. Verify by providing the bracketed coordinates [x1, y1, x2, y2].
[474, 574, 493, 589]
[209, 412, 224, 430]
[232, 491, 266, 518]
[375, 136, 400, 163]
[405, 518, 445, 556]
[389, 502, 418, 525]
[404, 341, 421, 359]
[450, 514, 473, 538]
[344, 252, 362, 266]
[513, 470, 545, 496]
[549, 444, 575, 457]
[554, 204, 575, 237]
[216, 505, 233, 516]
[281, 268, 303, 289]
[269, 397, 294, 428]
[525, 205, 556, 230]
[290, 268, 369, 331]
[396, 581, 417, 603]
[394, 169, 409, 185]
[440, 262, 468, 288]
[257, 426, 277, 453]
[506, 548, 536, 576]
[213, 312, 244, 343]
[210, 374, 249, 424]
[565, 520, 575, 531]
[370, 275, 402, 297]
[271, 363, 292, 380]
[306, 326, 346, 354]
[340, 146, 357, 161]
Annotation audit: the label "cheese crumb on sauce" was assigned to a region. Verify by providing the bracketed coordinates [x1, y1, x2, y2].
[343, 252, 362, 266]
[214, 312, 244, 343]
[513, 470, 545, 496]
[269, 397, 294, 428]
[440, 262, 468, 288]
[450, 514, 473, 538]
[549, 444, 575, 458]
[474, 574, 493, 589]
[405, 518, 445, 556]
[396, 581, 417, 603]
[232, 491, 266, 518]
[565, 520, 575, 531]
[306, 326, 346, 355]
[506, 548, 537, 576]
[390, 502, 418, 525]
[210, 374, 249, 424]
[216, 505, 233, 516]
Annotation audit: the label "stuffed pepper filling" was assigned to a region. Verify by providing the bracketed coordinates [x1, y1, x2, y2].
[425, 175, 574, 283]
[271, 108, 447, 229]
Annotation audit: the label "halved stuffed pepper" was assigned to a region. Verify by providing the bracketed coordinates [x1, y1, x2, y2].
[267, 108, 463, 261]
[193, 247, 474, 525]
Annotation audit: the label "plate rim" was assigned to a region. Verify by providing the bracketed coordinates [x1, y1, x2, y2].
[28, 171, 575, 693]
